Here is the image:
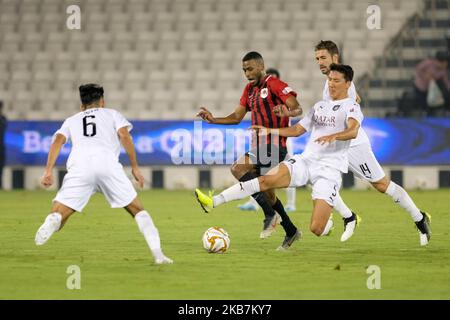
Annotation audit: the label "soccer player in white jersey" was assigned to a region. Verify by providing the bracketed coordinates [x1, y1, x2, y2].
[35, 84, 173, 264]
[314, 40, 431, 245]
[238, 67, 297, 212]
[195, 64, 362, 250]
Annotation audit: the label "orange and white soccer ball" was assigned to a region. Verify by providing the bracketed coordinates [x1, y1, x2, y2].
[202, 227, 230, 253]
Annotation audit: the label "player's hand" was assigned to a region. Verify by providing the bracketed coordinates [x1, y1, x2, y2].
[40, 171, 54, 188]
[315, 134, 337, 145]
[196, 107, 216, 123]
[250, 125, 271, 135]
[132, 167, 145, 189]
[273, 104, 290, 117]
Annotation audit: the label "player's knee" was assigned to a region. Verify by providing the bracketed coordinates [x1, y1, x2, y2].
[310, 222, 325, 236]
[258, 176, 273, 192]
[230, 163, 244, 179]
[372, 178, 389, 193]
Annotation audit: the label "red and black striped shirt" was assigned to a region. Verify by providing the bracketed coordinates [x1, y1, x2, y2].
[240, 75, 297, 148]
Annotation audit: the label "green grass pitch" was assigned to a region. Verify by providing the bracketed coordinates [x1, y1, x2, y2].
[0, 188, 449, 299]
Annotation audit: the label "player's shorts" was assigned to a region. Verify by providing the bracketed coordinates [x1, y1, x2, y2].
[54, 159, 137, 212]
[348, 142, 385, 182]
[282, 154, 342, 207]
[245, 144, 288, 176]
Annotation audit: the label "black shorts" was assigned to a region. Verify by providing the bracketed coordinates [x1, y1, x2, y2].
[245, 144, 288, 176]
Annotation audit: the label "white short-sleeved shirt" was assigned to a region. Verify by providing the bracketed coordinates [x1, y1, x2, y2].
[322, 80, 370, 147]
[55, 108, 132, 169]
[298, 98, 364, 173]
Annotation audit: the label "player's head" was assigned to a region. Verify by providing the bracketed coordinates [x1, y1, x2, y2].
[327, 63, 353, 100]
[242, 51, 265, 86]
[79, 83, 104, 110]
[315, 40, 340, 75]
[435, 51, 449, 69]
[266, 68, 280, 79]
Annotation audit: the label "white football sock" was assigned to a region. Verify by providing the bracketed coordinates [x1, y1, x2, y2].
[333, 194, 353, 218]
[135, 211, 165, 260]
[35, 212, 62, 245]
[385, 181, 422, 222]
[213, 178, 261, 207]
[320, 218, 334, 236]
[286, 188, 296, 207]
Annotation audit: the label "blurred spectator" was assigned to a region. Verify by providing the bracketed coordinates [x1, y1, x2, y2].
[0, 101, 7, 189]
[266, 67, 280, 79]
[413, 51, 450, 116]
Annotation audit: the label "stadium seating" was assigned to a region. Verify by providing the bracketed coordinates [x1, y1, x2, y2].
[357, 0, 449, 116]
[0, 0, 431, 119]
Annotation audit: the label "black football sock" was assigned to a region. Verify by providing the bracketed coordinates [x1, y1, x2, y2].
[273, 198, 297, 236]
[239, 171, 276, 219]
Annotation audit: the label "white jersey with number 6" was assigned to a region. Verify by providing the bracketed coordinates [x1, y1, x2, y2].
[55, 108, 132, 169]
[322, 80, 370, 147]
[53, 108, 136, 212]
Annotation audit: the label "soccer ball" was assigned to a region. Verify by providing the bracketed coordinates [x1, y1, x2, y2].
[202, 227, 230, 253]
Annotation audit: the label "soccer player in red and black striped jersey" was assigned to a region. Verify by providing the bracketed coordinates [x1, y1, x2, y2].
[197, 51, 302, 240]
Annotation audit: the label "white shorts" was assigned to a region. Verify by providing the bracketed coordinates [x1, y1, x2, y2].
[54, 160, 137, 212]
[282, 154, 342, 206]
[348, 143, 385, 182]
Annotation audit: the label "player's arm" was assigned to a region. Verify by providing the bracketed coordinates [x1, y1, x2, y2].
[273, 96, 302, 118]
[41, 133, 66, 188]
[315, 118, 360, 145]
[197, 105, 247, 125]
[118, 127, 144, 188]
[251, 123, 307, 137]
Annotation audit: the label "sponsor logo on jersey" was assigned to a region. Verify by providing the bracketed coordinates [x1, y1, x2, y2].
[313, 115, 336, 127]
[260, 88, 269, 99]
[332, 105, 341, 111]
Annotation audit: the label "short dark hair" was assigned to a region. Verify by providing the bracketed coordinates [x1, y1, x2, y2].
[266, 68, 280, 78]
[242, 51, 264, 62]
[79, 83, 104, 105]
[435, 51, 449, 63]
[315, 40, 339, 57]
[329, 63, 354, 82]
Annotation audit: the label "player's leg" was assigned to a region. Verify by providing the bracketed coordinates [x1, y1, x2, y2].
[97, 161, 173, 264]
[196, 163, 292, 210]
[263, 146, 297, 238]
[35, 201, 75, 245]
[371, 176, 431, 245]
[350, 143, 430, 245]
[310, 199, 334, 236]
[230, 153, 280, 234]
[285, 187, 296, 212]
[285, 138, 296, 212]
[35, 169, 93, 246]
[124, 197, 173, 264]
[309, 167, 351, 239]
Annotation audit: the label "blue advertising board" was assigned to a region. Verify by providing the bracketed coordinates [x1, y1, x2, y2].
[4, 118, 450, 166]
